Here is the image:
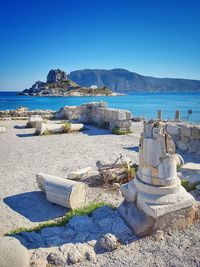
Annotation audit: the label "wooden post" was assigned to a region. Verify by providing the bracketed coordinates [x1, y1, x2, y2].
[157, 110, 162, 120]
[175, 110, 180, 121]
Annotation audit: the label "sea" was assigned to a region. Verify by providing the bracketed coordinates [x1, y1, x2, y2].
[0, 91, 200, 123]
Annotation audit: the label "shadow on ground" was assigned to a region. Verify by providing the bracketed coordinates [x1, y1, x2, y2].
[4, 191, 67, 222]
[82, 125, 112, 136]
[11, 205, 137, 251]
[177, 150, 200, 164]
[14, 125, 27, 129]
[123, 146, 139, 153]
[16, 133, 36, 138]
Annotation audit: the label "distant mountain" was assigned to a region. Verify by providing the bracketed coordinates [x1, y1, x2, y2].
[68, 68, 200, 92]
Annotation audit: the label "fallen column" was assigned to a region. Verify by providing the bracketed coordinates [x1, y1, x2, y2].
[36, 173, 86, 209]
[35, 121, 84, 135]
[26, 115, 43, 128]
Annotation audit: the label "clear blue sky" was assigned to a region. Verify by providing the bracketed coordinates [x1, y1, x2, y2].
[0, 0, 200, 91]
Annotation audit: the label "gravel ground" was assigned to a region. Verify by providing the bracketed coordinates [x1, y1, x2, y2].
[76, 222, 200, 267]
[0, 120, 142, 235]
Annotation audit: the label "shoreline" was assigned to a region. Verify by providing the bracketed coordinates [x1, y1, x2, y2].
[18, 92, 126, 97]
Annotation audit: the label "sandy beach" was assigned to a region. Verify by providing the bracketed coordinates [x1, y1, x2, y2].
[1, 120, 200, 267]
[0, 120, 142, 235]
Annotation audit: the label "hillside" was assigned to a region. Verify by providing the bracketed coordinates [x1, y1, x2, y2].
[68, 68, 200, 92]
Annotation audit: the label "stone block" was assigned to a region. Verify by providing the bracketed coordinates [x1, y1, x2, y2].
[27, 115, 43, 128]
[125, 111, 133, 120]
[181, 125, 191, 137]
[120, 180, 137, 202]
[178, 142, 188, 151]
[117, 111, 127, 121]
[154, 203, 200, 230]
[134, 175, 181, 195]
[121, 120, 132, 129]
[136, 189, 195, 218]
[117, 201, 155, 237]
[68, 167, 93, 180]
[188, 138, 200, 153]
[166, 124, 180, 136]
[191, 126, 200, 138]
[180, 136, 189, 144]
[180, 163, 200, 175]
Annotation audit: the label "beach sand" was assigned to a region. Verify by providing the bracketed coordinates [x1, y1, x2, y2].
[1, 120, 200, 267]
[0, 120, 142, 235]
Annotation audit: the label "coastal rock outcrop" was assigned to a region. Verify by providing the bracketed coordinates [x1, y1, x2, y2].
[47, 69, 67, 83]
[20, 69, 116, 96]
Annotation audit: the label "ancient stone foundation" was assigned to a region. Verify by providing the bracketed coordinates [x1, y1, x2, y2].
[120, 120, 198, 236]
[166, 122, 200, 154]
[55, 102, 133, 131]
[0, 107, 54, 120]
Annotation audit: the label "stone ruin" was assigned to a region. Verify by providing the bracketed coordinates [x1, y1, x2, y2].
[0, 107, 54, 120]
[119, 120, 198, 236]
[55, 102, 133, 132]
[166, 122, 200, 154]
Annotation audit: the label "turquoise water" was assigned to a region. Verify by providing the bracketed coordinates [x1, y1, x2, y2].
[0, 92, 200, 123]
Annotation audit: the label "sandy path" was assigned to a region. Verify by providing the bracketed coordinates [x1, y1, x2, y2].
[0, 120, 143, 235]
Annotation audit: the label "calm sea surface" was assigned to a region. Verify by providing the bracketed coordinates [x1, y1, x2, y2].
[0, 92, 200, 123]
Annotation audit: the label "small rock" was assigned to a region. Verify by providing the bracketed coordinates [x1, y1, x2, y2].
[152, 230, 165, 241]
[83, 245, 96, 261]
[47, 252, 65, 266]
[67, 246, 83, 264]
[30, 249, 48, 267]
[76, 243, 96, 262]
[87, 239, 97, 247]
[68, 166, 93, 180]
[99, 233, 119, 251]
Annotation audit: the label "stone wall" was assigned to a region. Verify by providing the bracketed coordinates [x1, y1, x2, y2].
[165, 122, 200, 154]
[0, 107, 54, 120]
[55, 102, 133, 131]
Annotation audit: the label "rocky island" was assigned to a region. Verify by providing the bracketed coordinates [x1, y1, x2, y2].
[20, 69, 123, 97]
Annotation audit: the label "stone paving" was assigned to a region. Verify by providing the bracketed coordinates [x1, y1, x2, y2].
[13, 206, 136, 265]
